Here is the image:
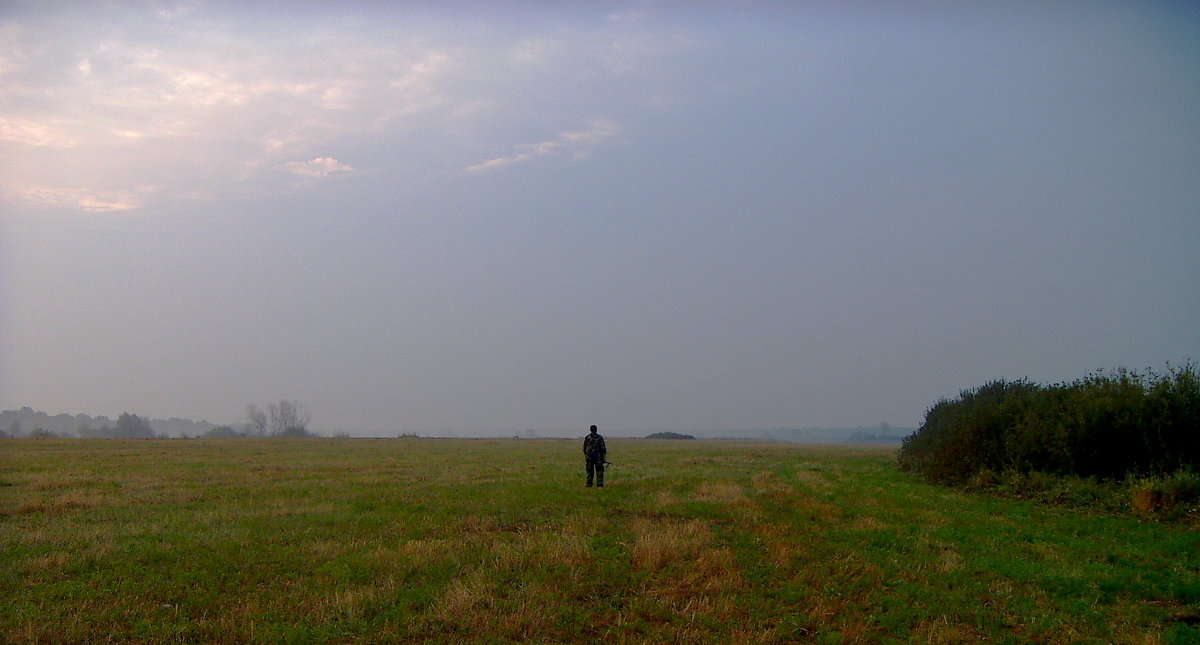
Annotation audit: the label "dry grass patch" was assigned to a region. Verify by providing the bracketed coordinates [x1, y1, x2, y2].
[25, 551, 70, 575]
[16, 490, 109, 515]
[629, 518, 711, 572]
[310, 581, 394, 622]
[396, 537, 460, 569]
[788, 495, 843, 523]
[262, 500, 339, 517]
[691, 481, 752, 507]
[750, 471, 794, 497]
[672, 546, 743, 596]
[453, 514, 532, 535]
[425, 570, 557, 639]
[22, 470, 104, 491]
[627, 515, 747, 630]
[911, 617, 989, 644]
[938, 546, 963, 573]
[764, 539, 804, 569]
[653, 490, 683, 509]
[749, 470, 843, 522]
[305, 538, 372, 559]
[793, 463, 839, 488]
[853, 516, 886, 530]
[539, 525, 592, 569]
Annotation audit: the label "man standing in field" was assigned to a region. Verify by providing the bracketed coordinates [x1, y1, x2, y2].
[583, 425, 606, 487]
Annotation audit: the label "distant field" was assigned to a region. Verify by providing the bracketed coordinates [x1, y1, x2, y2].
[2, 439, 1197, 643]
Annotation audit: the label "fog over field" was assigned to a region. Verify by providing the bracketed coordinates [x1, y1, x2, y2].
[1, 1, 1197, 436]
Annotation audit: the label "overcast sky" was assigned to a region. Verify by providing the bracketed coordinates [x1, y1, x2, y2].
[2, 1, 1197, 435]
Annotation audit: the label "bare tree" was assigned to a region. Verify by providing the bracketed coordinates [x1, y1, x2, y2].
[268, 400, 311, 437]
[246, 405, 268, 436]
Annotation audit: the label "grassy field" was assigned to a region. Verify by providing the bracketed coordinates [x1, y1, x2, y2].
[2, 438, 1198, 644]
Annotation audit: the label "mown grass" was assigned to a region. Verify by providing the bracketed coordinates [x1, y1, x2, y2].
[2, 438, 1197, 643]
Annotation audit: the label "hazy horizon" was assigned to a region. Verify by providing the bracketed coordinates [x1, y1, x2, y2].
[0, 403, 918, 439]
[3, 1, 1197, 435]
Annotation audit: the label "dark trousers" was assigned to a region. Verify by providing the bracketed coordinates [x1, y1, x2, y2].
[586, 460, 605, 487]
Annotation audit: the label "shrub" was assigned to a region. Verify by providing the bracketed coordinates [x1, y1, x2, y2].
[899, 362, 1200, 485]
[897, 379, 1040, 483]
[1130, 471, 1200, 518]
[965, 469, 1124, 514]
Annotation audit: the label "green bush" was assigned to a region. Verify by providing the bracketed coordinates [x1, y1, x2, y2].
[897, 379, 1040, 483]
[899, 363, 1200, 484]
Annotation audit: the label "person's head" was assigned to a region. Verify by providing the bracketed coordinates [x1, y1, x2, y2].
[589, 425, 598, 434]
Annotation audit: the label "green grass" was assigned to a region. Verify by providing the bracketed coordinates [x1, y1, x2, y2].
[2, 438, 1197, 644]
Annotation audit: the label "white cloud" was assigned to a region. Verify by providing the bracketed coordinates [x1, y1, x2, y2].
[466, 119, 619, 172]
[19, 187, 143, 212]
[0, 5, 680, 212]
[0, 25, 447, 210]
[283, 157, 356, 177]
[0, 116, 79, 148]
[77, 191, 141, 212]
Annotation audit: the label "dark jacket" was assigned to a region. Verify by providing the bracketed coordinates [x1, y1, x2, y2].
[583, 433, 606, 463]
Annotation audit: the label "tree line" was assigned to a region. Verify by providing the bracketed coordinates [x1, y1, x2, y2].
[898, 362, 1200, 483]
[0, 400, 314, 439]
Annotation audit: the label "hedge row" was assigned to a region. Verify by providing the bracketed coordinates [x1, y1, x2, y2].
[898, 363, 1200, 483]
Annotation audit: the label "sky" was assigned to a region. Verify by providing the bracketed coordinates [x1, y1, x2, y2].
[2, 1, 1198, 436]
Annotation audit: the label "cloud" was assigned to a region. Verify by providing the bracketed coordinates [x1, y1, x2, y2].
[0, 24, 445, 211]
[0, 5, 682, 212]
[466, 119, 619, 172]
[19, 187, 143, 212]
[283, 157, 356, 177]
[77, 192, 141, 212]
[0, 116, 79, 148]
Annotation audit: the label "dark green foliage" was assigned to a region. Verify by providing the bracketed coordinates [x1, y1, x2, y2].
[201, 426, 244, 438]
[899, 363, 1200, 484]
[645, 432, 695, 440]
[74, 413, 159, 438]
[114, 412, 157, 438]
[898, 379, 1040, 483]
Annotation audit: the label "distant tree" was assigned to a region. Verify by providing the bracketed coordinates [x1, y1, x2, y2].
[28, 426, 56, 439]
[76, 424, 112, 438]
[268, 400, 310, 437]
[115, 412, 157, 438]
[246, 405, 268, 436]
[202, 426, 243, 438]
[6, 419, 20, 437]
[646, 432, 695, 440]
